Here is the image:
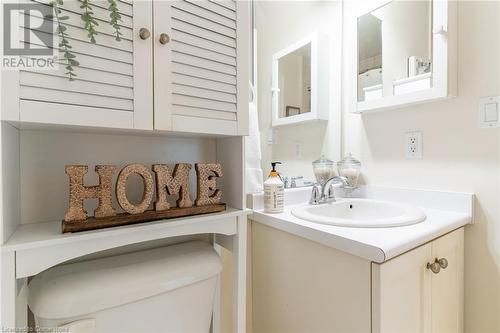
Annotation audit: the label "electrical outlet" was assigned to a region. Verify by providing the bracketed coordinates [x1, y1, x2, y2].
[267, 128, 277, 145]
[405, 131, 423, 159]
[294, 141, 302, 159]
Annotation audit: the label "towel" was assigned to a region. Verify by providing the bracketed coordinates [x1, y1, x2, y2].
[245, 101, 264, 193]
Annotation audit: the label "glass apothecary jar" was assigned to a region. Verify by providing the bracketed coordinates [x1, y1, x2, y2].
[337, 153, 361, 187]
[312, 155, 335, 186]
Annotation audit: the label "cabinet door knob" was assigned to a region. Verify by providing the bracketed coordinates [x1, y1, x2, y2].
[159, 33, 170, 45]
[427, 260, 441, 274]
[139, 28, 151, 40]
[438, 258, 448, 269]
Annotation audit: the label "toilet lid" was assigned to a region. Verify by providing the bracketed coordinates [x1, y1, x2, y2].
[28, 241, 221, 319]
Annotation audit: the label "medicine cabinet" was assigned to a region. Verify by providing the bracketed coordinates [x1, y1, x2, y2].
[346, 0, 457, 113]
[271, 33, 329, 126]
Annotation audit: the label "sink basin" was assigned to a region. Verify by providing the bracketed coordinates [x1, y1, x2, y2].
[291, 199, 426, 227]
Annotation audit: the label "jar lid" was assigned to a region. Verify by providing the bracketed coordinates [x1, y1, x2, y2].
[338, 152, 361, 166]
[313, 154, 334, 165]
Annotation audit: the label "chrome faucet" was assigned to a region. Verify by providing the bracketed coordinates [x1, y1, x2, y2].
[290, 176, 303, 188]
[309, 176, 350, 205]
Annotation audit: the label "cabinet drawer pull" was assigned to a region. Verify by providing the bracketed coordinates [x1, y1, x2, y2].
[438, 257, 448, 269]
[427, 260, 441, 274]
[159, 33, 170, 45]
[427, 258, 448, 274]
[139, 28, 151, 40]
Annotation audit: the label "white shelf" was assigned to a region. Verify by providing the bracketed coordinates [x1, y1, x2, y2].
[8, 120, 243, 139]
[2, 208, 251, 278]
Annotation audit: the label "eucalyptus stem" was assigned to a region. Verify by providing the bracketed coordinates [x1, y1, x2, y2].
[108, 0, 123, 41]
[48, 0, 124, 81]
[50, 0, 79, 81]
[79, 0, 99, 44]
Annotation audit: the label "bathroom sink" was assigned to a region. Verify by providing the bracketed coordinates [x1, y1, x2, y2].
[291, 199, 426, 227]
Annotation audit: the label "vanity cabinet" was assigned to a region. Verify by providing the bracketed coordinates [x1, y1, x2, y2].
[372, 228, 464, 333]
[251, 222, 464, 333]
[1, 0, 249, 136]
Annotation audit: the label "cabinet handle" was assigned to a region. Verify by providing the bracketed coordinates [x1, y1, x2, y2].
[159, 33, 170, 45]
[438, 258, 448, 269]
[139, 28, 151, 40]
[427, 260, 441, 274]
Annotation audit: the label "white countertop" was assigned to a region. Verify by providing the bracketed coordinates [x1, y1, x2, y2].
[248, 186, 473, 263]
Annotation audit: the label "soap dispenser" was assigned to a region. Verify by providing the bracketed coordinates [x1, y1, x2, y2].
[264, 162, 284, 213]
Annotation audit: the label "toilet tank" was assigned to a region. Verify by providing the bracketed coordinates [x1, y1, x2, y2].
[28, 241, 222, 333]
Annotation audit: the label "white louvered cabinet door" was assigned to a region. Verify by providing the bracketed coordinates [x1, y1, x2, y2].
[153, 0, 249, 136]
[11, 0, 153, 130]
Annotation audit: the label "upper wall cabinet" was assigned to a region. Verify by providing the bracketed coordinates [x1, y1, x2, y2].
[153, 0, 248, 135]
[1, 0, 249, 136]
[346, 0, 457, 113]
[271, 33, 329, 127]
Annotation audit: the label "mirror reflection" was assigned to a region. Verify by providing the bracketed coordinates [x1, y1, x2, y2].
[277, 43, 312, 118]
[357, 0, 433, 102]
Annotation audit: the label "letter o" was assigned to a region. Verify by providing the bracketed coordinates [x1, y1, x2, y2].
[116, 164, 154, 214]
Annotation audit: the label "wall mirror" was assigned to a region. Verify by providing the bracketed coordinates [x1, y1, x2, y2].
[278, 43, 312, 118]
[272, 34, 329, 126]
[347, 0, 457, 113]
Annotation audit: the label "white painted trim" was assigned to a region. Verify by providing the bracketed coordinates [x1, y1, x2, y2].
[233, 216, 247, 333]
[133, 1, 154, 130]
[214, 216, 247, 333]
[271, 112, 326, 127]
[153, 1, 173, 131]
[393, 72, 432, 86]
[236, 0, 250, 135]
[0, 252, 16, 328]
[327, 2, 343, 161]
[0, 0, 20, 122]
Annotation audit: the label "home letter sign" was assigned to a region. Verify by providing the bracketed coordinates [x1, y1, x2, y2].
[116, 164, 155, 214]
[62, 163, 225, 233]
[153, 164, 193, 210]
[64, 165, 117, 222]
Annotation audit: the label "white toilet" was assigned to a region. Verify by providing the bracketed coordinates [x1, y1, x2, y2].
[28, 241, 221, 333]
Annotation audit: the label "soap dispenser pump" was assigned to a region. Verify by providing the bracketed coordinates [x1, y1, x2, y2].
[264, 162, 284, 213]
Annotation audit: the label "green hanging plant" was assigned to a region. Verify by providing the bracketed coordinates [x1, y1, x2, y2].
[49, 0, 79, 81]
[49, 0, 123, 80]
[79, 0, 99, 44]
[108, 0, 123, 41]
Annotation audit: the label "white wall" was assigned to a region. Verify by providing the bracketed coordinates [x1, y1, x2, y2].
[343, 1, 500, 331]
[256, 1, 342, 181]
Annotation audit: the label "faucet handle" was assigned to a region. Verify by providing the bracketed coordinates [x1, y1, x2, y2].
[282, 176, 289, 188]
[290, 176, 303, 188]
[309, 184, 322, 205]
[327, 183, 336, 200]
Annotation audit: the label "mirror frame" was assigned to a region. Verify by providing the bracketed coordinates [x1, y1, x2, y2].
[271, 33, 329, 126]
[347, 0, 457, 113]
